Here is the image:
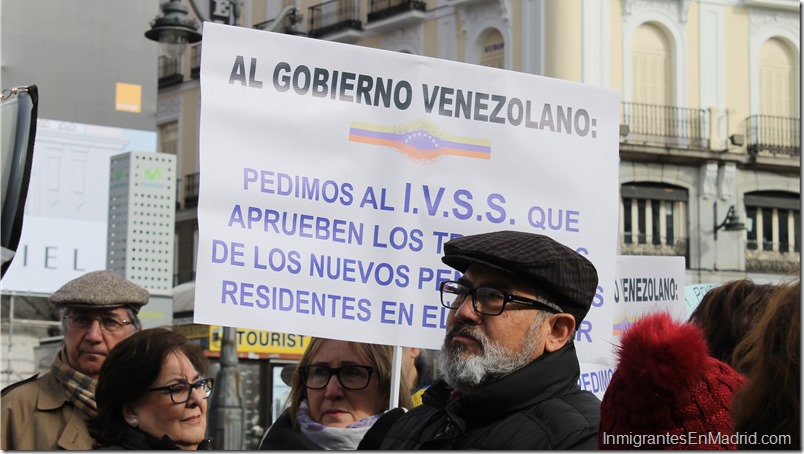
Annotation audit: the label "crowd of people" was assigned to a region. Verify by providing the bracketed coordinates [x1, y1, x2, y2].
[1, 230, 800, 450]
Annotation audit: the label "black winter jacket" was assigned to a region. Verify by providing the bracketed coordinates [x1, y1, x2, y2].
[258, 409, 322, 450]
[95, 425, 211, 450]
[376, 342, 600, 450]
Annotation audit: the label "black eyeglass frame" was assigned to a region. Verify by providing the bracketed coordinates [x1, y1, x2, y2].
[439, 279, 563, 316]
[298, 365, 375, 390]
[148, 377, 215, 404]
[64, 314, 133, 333]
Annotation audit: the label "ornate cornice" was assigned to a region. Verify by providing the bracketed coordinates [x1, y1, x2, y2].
[701, 162, 718, 200]
[718, 162, 736, 201]
[749, 7, 799, 41]
[384, 25, 423, 54]
[621, 0, 690, 24]
[459, 0, 511, 36]
[157, 97, 182, 122]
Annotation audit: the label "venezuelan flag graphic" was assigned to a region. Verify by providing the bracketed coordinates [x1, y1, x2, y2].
[611, 314, 634, 337]
[348, 120, 491, 160]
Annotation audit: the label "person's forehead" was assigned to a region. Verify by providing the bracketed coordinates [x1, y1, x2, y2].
[312, 340, 364, 364]
[160, 351, 199, 377]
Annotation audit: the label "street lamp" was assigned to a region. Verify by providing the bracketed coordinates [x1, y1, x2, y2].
[146, 2, 304, 448]
[714, 203, 746, 240]
[144, 0, 202, 59]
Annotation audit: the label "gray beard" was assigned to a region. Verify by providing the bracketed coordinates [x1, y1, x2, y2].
[437, 317, 543, 392]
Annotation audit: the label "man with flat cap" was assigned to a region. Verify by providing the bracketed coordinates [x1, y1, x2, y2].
[373, 230, 601, 449]
[1, 270, 149, 450]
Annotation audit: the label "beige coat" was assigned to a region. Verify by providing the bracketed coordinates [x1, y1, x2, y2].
[1, 371, 95, 450]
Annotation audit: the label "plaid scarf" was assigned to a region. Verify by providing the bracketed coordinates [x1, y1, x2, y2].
[50, 347, 98, 418]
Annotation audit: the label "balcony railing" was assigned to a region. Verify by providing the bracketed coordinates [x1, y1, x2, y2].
[746, 114, 801, 158]
[158, 56, 183, 88]
[367, 0, 425, 22]
[621, 102, 709, 149]
[190, 44, 201, 80]
[308, 0, 361, 39]
[185, 172, 200, 208]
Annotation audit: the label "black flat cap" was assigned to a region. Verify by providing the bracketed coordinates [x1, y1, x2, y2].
[442, 230, 598, 324]
[50, 270, 150, 313]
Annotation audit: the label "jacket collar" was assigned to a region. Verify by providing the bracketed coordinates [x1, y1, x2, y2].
[36, 372, 71, 411]
[424, 342, 582, 427]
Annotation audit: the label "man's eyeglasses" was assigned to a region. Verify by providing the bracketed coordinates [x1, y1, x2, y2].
[298, 365, 374, 390]
[64, 314, 133, 333]
[440, 280, 562, 316]
[149, 377, 215, 404]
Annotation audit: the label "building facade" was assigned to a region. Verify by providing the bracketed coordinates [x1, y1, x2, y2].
[162, 0, 800, 288]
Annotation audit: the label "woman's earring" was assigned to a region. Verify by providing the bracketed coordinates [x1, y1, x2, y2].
[128, 418, 138, 427]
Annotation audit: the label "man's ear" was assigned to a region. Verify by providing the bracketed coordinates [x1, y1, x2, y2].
[544, 313, 576, 353]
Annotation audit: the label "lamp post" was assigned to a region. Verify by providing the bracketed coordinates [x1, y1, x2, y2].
[144, 0, 202, 59]
[208, 326, 245, 450]
[146, 1, 241, 449]
[146, 1, 304, 448]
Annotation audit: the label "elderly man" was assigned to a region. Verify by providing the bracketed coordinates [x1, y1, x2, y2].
[377, 230, 601, 449]
[1, 270, 149, 450]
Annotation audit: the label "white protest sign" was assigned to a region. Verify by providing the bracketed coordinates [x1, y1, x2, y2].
[195, 23, 620, 362]
[578, 361, 616, 400]
[611, 255, 687, 337]
[685, 283, 719, 318]
[578, 256, 686, 399]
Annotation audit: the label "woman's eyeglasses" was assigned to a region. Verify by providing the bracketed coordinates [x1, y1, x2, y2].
[298, 365, 374, 390]
[149, 377, 215, 404]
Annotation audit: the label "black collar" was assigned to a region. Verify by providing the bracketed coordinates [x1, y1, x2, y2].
[422, 342, 582, 427]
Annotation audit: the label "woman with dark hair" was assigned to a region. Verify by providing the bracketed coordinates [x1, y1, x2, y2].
[90, 327, 213, 450]
[688, 279, 775, 372]
[731, 277, 800, 450]
[258, 337, 413, 450]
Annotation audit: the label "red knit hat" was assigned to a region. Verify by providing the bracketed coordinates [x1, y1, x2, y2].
[598, 312, 746, 450]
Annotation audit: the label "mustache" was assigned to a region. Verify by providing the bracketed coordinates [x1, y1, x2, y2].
[446, 322, 486, 348]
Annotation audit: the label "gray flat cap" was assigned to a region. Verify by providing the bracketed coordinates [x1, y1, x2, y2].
[50, 270, 150, 312]
[442, 230, 598, 324]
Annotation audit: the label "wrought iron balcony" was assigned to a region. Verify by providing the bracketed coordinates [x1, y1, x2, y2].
[746, 114, 801, 158]
[620, 102, 709, 149]
[158, 56, 183, 88]
[308, 0, 362, 42]
[190, 44, 201, 80]
[367, 0, 426, 23]
[184, 172, 200, 208]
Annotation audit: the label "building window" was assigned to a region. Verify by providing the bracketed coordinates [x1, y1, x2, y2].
[745, 191, 800, 254]
[760, 38, 797, 118]
[632, 22, 670, 106]
[620, 183, 688, 258]
[158, 121, 179, 155]
[479, 29, 504, 69]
